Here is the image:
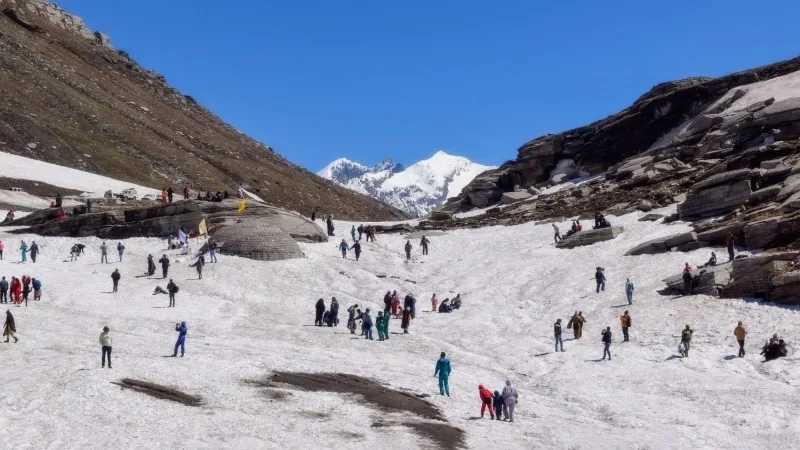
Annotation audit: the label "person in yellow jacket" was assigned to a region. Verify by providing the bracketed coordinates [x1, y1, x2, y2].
[620, 311, 631, 342]
[568, 311, 585, 339]
[734, 321, 747, 357]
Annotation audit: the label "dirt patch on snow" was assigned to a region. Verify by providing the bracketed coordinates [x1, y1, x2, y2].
[112, 378, 202, 406]
[404, 421, 466, 450]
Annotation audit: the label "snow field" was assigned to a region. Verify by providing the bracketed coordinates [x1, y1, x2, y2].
[0, 207, 799, 449]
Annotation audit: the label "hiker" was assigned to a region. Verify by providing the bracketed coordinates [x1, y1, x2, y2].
[167, 279, 179, 307]
[383, 291, 392, 314]
[680, 325, 693, 357]
[602, 327, 612, 360]
[159, 255, 170, 278]
[326, 215, 334, 237]
[552, 223, 561, 243]
[401, 307, 411, 334]
[329, 297, 339, 326]
[167, 186, 174, 203]
[339, 239, 349, 259]
[29, 241, 39, 263]
[420, 236, 430, 255]
[173, 321, 187, 357]
[625, 278, 634, 305]
[315, 298, 326, 326]
[20, 240, 27, 263]
[734, 321, 747, 358]
[357, 224, 364, 240]
[704, 252, 717, 267]
[554, 318, 564, 352]
[10, 278, 20, 305]
[595, 267, 606, 293]
[381, 310, 390, 339]
[100, 242, 108, 263]
[349, 241, 362, 261]
[501, 380, 519, 422]
[147, 254, 156, 276]
[350, 225, 356, 242]
[726, 233, 738, 262]
[478, 385, 495, 419]
[111, 269, 121, 293]
[762, 338, 789, 361]
[208, 238, 218, 263]
[21, 278, 30, 307]
[32, 278, 41, 301]
[183, 185, 190, 200]
[493, 391, 504, 420]
[682, 267, 693, 295]
[99, 326, 113, 369]
[347, 305, 361, 334]
[451, 294, 462, 310]
[376, 311, 386, 340]
[390, 291, 401, 316]
[404, 240, 412, 260]
[0, 277, 7, 303]
[0, 239, 3, 260]
[568, 311, 585, 339]
[404, 294, 417, 319]
[4, 310, 17, 343]
[431, 293, 438, 312]
[434, 352, 451, 396]
[4, 209, 13, 222]
[363, 308, 374, 340]
[620, 311, 631, 342]
[192, 254, 205, 279]
[117, 242, 125, 262]
[438, 298, 452, 313]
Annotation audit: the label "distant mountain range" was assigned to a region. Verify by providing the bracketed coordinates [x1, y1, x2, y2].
[318, 151, 496, 217]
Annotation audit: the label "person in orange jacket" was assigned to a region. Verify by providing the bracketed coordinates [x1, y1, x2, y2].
[478, 385, 495, 419]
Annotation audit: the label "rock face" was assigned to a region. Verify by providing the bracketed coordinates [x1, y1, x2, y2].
[556, 227, 624, 249]
[499, 191, 532, 205]
[678, 179, 752, 219]
[662, 264, 733, 297]
[210, 222, 303, 261]
[625, 232, 698, 256]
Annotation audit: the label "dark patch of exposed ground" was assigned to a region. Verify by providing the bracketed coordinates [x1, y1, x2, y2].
[112, 378, 202, 406]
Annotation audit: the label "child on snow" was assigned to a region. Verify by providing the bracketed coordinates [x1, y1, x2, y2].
[492, 391, 504, 420]
[478, 385, 494, 419]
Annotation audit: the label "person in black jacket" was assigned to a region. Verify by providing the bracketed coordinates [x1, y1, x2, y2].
[29, 241, 39, 263]
[349, 241, 362, 261]
[383, 291, 392, 314]
[595, 267, 606, 293]
[329, 297, 339, 326]
[554, 318, 564, 352]
[401, 307, 411, 334]
[0, 277, 7, 303]
[159, 255, 170, 278]
[111, 269, 121, 293]
[404, 241, 413, 260]
[147, 254, 156, 276]
[315, 298, 325, 326]
[602, 327, 612, 360]
[4, 309, 17, 342]
[404, 294, 416, 319]
[167, 279, 178, 307]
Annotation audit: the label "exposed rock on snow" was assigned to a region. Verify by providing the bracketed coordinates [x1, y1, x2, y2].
[556, 226, 624, 249]
[208, 222, 303, 261]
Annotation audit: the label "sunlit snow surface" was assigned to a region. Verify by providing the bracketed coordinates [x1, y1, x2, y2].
[0, 206, 798, 449]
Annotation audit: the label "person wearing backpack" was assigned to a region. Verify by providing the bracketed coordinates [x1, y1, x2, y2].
[680, 325, 694, 357]
[167, 279, 179, 307]
[111, 269, 121, 293]
[620, 311, 631, 342]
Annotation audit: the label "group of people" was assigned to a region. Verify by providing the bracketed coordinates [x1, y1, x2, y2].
[404, 236, 430, 260]
[18, 240, 40, 263]
[98, 321, 188, 368]
[0, 275, 42, 306]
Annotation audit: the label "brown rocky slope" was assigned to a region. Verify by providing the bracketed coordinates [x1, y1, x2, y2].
[0, 0, 407, 221]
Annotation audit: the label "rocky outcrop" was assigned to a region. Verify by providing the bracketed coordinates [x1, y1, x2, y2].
[722, 252, 800, 299]
[662, 264, 733, 297]
[678, 179, 752, 219]
[499, 191, 532, 205]
[207, 221, 303, 261]
[625, 232, 698, 256]
[556, 227, 623, 249]
[638, 213, 665, 222]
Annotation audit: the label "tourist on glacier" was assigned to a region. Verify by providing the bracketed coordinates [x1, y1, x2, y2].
[601, 327, 613, 360]
[381, 309, 390, 338]
[703, 252, 717, 267]
[0, 239, 4, 260]
[478, 385, 495, 419]
[451, 294, 462, 310]
[21, 276, 30, 306]
[349, 240, 362, 261]
[20, 240, 27, 263]
[315, 298, 326, 326]
[350, 225, 356, 242]
[339, 239, 349, 258]
[401, 306, 411, 334]
[404, 294, 417, 318]
[595, 267, 606, 293]
[620, 311, 631, 342]
[726, 232, 738, 262]
[32, 278, 41, 301]
[347, 304, 361, 334]
[116, 242, 125, 262]
[357, 224, 364, 240]
[554, 318, 564, 351]
[680, 325, 693, 357]
[29, 241, 39, 263]
[208, 238, 218, 263]
[4, 309, 18, 342]
[329, 297, 339, 326]
[390, 291, 401, 317]
[552, 223, 561, 243]
[167, 186, 174, 203]
[430, 293, 438, 312]
[734, 321, 747, 357]
[147, 254, 156, 276]
[99, 326, 112, 369]
[382, 291, 392, 313]
[159, 254, 170, 278]
[326, 215, 335, 237]
[501, 380, 519, 422]
[183, 185, 190, 199]
[4, 209, 14, 223]
[0, 277, 7, 304]
[10, 277, 21, 304]
[492, 391, 504, 420]
[420, 236, 430, 255]
[191, 254, 205, 279]
[376, 311, 386, 340]
[100, 242, 108, 264]
[682, 268, 693, 295]
[568, 311, 585, 339]
[438, 297, 452, 313]
[173, 321, 187, 357]
[362, 308, 374, 340]
[111, 269, 121, 293]
[404, 240, 413, 260]
[625, 278, 634, 305]
[434, 352, 451, 397]
[167, 279, 178, 307]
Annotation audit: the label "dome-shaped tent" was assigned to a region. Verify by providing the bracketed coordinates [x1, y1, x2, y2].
[210, 221, 303, 261]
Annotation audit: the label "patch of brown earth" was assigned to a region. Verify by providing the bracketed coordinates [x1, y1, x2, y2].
[112, 378, 202, 406]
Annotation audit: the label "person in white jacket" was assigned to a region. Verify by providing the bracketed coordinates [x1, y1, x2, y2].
[99, 326, 113, 369]
[501, 379, 519, 422]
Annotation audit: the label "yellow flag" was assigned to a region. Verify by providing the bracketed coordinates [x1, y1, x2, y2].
[238, 199, 247, 214]
[198, 218, 208, 237]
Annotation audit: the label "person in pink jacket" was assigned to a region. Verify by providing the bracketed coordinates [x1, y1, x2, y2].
[0, 240, 4, 260]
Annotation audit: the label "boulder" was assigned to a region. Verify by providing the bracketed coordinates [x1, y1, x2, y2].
[636, 200, 654, 212]
[769, 270, 800, 304]
[550, 173, 569, 185]
[678, 180, 752, 219]
[721, 251, 800, 298]
[696, 224, 743, 246]
[661, 264, 733, 297]
[749, 185, 781, 205]
[429, 210, 453, 221]
[527, 186, 542, 195]
[499, 191, 532, 205]
[625, 232, 697, 256]
[761, 159, 785, 170]
[638, 213, 665, 222]
[208, 221, 303, 261]
[556, 226, 624, 249]
[689, 169, 750, 192]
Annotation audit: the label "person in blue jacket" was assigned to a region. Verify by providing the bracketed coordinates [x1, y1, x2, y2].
[492, 390, 505, 420]
[362, 309, 374, 340]
[434, 352, 451, 397]
[32, 278, 42, 301]
[339, 239, 349, 259]
[173, 321, 187, 357]
[625, 278, 634, 305]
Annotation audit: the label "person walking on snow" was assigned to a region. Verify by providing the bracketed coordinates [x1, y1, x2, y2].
[32, 278, 41, 301]
[734, 321, 747, 357]
[4, 309, 18, 342]
[0, 239, 4, 260]
[362, 309, 374, 340]
[315, 298, 325, 326]
[99, 326, 113, 368]
[357, 224, 364, 241]
[431, 294, 438, 312]
[493, 391, 504, 421]
[147, 254, 156, 276]
[602, 327, 613, 360]
[401, 307, 411, 334]
[111, 269, 121, 293]
[208, 238, 218, 263]
[554, 318, 564, 352]
[100, 242, 108, 264]
[376, 311, 386, 340]
[420, 236, 430, 255]
[167, 279, 179, 307]
[595, 267, 606, 293]
[404, 240, 413, 260]
[117, 242, 125, 262]
[20, 240, 27, 263]
[625, 278, 634, 305]
[159, 255, 170, 278]
[478, 385, 495, 419]
[680, 325, 693, 357]
[501, 380, 519, 422]
[339, 240, 349, 259]
[349, 241, 362, 261]
[620, 311, 631, 342]
[350, 225, 356, 242]
[552, 223, 561, 243]
[29, 241, 39, 263]
[192, 254, 205, 279]
[726, 232, 738, 262]
[329, 297, 339, 326]
[434, 352, 451, 396]
[0, 277, 7, 304]
[21, 278, 30, 306]
[173, 321, 187, 357]
[568, 311, 585, 339]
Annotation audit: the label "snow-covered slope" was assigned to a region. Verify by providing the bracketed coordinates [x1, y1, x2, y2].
[318, 151, 495, 217]
[3, 207, 800, 449]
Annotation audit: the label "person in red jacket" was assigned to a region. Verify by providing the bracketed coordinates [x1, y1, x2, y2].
[11, 277, 22, 305]
[478, 385, 495, 419]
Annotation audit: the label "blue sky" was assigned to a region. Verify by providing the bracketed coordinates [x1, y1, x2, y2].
[59, 0, 800, 171]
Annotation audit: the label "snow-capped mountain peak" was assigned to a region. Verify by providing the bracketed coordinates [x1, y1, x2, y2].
[318, 150, 495, 217]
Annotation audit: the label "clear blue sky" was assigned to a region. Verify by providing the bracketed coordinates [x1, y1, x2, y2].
[59, 0, 800, 171]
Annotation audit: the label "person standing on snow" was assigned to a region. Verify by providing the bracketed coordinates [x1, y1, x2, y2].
[4, 309, 18, 343]
[159, 254, 170, 278]
[568, 311, 585, 339]
[625, 278, 634, 305]
[554, 318, 564, 352]
[167, 187, 174, 203]
[357, 224, 364, 241]
[478, 385, 495, 419]
[208, 238, 218, 263]
[383, 291, 392, 314]
[100, 242, 108, 264]
[349, 241, 362, 261]
[0, 277, 8, 303]
[552, 223, 561, 243]
[20, 240, 27, 263]
[401, 306, 411, 334]
[601, 326, 613, 360]
[173, 321, 187, 357]
[329, 297, 339, 326]
[326, 215, 335, 237]
[434, 352, 451, 397]
[117, 242, 125, 262]
[431, 294, 438, 312]
[0, 239, 4, 260]
[682, 266, 693, 295]
[680, 325, 693, 357]
[339, 239, 349, 259]
[350, 226, 356, 242]
[99, 326, 113, 369]
[501, 380, 519, 422]
[376, 311, 386, 340]
[183, 185, 190, 200]
[362, 308, 374, 340]
[192, 254, 205, 279]
[111, 269, 121, 293]
[346, 304, 360, 334]
[167, 279, 179, 308]
[381, 310, 390, 339]
[493, 391, 504, 421]
[734, 321, 747, 358]
[315, 298, 325, 326]
[420, 236, 430, 255]
[404, 240, 412, 261]
[595, 267, 606, 293]
[726, 232, 738, 262]
[620, 311, 631, 342]
[147, 254, 156, 276]
[21, 277, 30, 306]
[32, 278, 41, 301]
[29, 241, 39, 263]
